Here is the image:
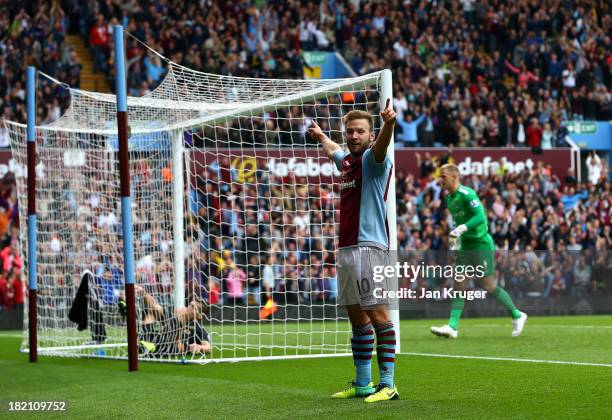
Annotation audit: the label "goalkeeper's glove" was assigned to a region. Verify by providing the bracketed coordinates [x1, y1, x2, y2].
[449, 224, 468, 251]
[118, 299, 127, 318]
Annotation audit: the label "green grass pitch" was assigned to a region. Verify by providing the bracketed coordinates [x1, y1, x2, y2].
[1, 315, 611, 419]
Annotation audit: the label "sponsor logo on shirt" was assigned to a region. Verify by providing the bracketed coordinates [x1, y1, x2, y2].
[340, 179, 356, 190]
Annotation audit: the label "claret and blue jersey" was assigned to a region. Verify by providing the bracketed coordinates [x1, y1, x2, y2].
[332, 149, 393, 249]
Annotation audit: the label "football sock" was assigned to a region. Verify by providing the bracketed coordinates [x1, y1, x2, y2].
[374, 321, 396, 388]
[448, 297, 465, 330]
[351, 322, 373, 387]
[490, 286, 522, 319]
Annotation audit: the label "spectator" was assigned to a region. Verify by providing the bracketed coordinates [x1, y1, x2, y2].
[323, 264, 337, 303]
[541, 123, 554, 150]
[97, 265, 123, 306]
[526, 118, 543, 153]
[225, 264, 246, 306]
[546, 268, 567, 298]
[246, 254, 261, 305]
[0, 270, 10, 309]
[207, 279, 221, 305]
[505, 60, 539, 89]
[561, 186, 588, 210]
[89, 14, 110, 74]
[573, 256, 592, 297]
[516, 116, 527, 147]
[0, 239, 22, 273]
[261, 253, 276, 302]
[586, 152, 603, 185]
[396, 112, 425, 146]
[8, 268, 23, 309]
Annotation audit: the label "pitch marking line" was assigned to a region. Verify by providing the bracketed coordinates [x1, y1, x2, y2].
[403, 352, 612, 367]
[0, 333, 22, 338]
[472, 324, 612, 329]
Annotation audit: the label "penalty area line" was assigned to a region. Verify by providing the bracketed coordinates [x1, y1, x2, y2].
[401, 352, 612, 367]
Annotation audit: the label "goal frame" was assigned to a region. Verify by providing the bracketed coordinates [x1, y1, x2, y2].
[19, 25, 400, 366]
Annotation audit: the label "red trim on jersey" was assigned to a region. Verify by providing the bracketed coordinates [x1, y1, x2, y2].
[385, 217, 389, 248]
[383, 163, 393, 201]
[383, 164, 393, 248]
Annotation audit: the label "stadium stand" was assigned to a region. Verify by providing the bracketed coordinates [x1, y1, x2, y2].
[2, 1, 611, 141]
[0, 1, 610, 310]
[0, 3, 76, 129]
[74, 0, 611, 147]
[0, 150, 608, 310]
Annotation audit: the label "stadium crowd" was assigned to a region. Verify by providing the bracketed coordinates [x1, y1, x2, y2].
[3, 1, 611, 148]
[0, 0, 611, 311]
[0, 174, 22, 311]
[0, 1, 78, 141]
[81, 0, 611, 147]
[397, 149, 610, 297]
[0, 147, 609, 311]
[195, 150, 611, 305]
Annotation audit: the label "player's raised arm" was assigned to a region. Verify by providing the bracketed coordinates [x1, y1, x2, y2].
[308, 120, 341, 160]
[372, 98, 397, 163]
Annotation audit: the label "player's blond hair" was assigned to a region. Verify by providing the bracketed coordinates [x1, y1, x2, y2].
[440, 163, 460, 176]
[343, 110, 374, 132]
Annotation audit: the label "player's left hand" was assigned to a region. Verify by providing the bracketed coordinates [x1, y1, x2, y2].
[380, 98, 397, 123]
[449, 236, 460, 251]
[307, 120, 324, 142]
[450, 224, 468, 238]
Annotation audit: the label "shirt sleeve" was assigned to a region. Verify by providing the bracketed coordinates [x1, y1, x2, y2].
[463, 190, 487, 231]
[362, 148, 390, 175]
[332, 150, 349, 171]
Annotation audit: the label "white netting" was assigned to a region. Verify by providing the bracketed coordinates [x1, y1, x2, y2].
[6, 58, 385, 363]
[45, 55, 381, 135]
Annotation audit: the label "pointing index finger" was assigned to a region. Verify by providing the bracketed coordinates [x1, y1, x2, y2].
[385, 98, 391, 109]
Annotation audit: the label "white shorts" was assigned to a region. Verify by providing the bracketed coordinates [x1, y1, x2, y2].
[337, 246, 390, 308]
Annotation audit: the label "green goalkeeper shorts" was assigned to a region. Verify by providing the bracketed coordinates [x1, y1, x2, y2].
[457, 234, 495, 277]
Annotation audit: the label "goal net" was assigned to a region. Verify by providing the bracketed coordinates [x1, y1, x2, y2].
[6, 57, 396, 363]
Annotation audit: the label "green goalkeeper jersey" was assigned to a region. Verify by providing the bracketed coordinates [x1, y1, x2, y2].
[444, 185, 488, 240]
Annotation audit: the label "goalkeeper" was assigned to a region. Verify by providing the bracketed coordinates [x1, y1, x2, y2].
[129, 285, 211, 355]
[309, 99, 399, 403]
[430, 164, 527, 339]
